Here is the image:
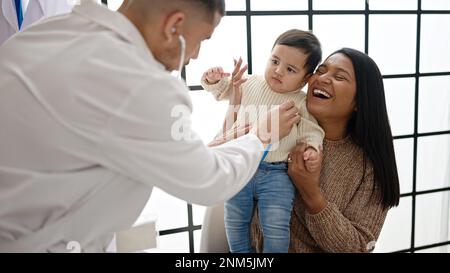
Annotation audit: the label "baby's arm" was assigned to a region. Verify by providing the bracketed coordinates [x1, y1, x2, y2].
[201, 67, 232, 100]
[203, 67, 230, 85]
[201, 58, 248, 102]
[296, 95, 325, 152]
[296, 94, 324, 173]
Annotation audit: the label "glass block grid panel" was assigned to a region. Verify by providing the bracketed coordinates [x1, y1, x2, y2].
[420, 15, 450, 73]
[186, 16, 248, 86]
[394, 139, 414, 194]
[369, 15, 417, 75]
[226, 0, 246, 11]
[384, 78, 415, 136]
[422, 0, 450, 10]
[418, 76, 450, 133]
[369, 0, 417, 10]
[314, 0, 365, 10]
[106, 0, 122, 10]
[146, 232, 190, 253]
[98, 0, 450, 253]
[374, 197, 412, 252]
[250, 0, 308, 11]
[313, 15, 365, 59]
[415, 191, 450, 247]
[251, 16, 309, 75]
[144, 187, 188, 231]
[416, 134, 450, 192]
[189, 92, 229, 144]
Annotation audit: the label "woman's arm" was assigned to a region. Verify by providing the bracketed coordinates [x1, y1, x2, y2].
[288, 143, 388, 252]
[304, 182, 388, 253]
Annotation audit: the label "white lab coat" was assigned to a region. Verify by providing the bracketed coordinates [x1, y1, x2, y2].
[0, 0, 73, 45]
[0, 0, 264, 252]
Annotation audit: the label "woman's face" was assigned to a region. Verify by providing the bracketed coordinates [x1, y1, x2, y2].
[306, 53, 357, 124]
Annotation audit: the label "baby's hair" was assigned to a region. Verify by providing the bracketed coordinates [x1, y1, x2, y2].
[272, 29, 322, 75]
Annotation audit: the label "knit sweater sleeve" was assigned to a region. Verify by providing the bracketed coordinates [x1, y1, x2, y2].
[305, 168, 388, 253]
[297, 95, 325, 151]
[200, 75, 233, 101]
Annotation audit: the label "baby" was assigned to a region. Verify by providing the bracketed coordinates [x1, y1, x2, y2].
[202, 29, 324, 253]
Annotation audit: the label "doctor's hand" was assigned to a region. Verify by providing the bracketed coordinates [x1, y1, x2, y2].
[203, 67, 230, 85]
[208, 123, 252, 147]
[250, 101, 301, 145]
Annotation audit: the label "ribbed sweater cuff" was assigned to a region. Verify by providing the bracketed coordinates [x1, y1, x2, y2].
[200, 77, 230, 100]
[297, 119, 324, 152]
[305, 201, 338, 225]
[304, 139, 322, 152]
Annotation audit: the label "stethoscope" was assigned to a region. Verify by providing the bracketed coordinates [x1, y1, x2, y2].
[177, 35, 185, 80]
[172, 27, 186, 80]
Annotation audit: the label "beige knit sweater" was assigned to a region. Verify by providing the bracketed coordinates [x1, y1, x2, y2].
[201, 75, 325, 162]
[251, 135, 389, 252]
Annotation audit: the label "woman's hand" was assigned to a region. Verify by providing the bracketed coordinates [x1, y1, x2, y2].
[287, 142, 327, 214]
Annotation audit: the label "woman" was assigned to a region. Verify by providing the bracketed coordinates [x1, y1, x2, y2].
[250, 48, 401, 252]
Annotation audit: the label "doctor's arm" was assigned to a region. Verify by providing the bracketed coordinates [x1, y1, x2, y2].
[97, 77, 296, 206]
[98, 77, 299, 206]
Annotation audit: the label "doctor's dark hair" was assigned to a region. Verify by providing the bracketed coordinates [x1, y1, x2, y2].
[131, 0, 225, 22]
[190, 0, 225, 16]
[331, 48, 400, 209]
[179, 0, 225, 20]
[272, 29, 322, 75]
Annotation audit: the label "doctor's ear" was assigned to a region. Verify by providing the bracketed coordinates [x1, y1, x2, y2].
[163, 11, 185, 42]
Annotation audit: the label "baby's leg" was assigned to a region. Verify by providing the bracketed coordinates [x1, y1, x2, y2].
[257, 166, 295, 253]
[224, 173, 257, 253]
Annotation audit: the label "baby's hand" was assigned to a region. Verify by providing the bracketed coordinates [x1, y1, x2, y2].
[303, 147, 320, 173]
[203, 67, 230, 84]
[230, 57, 248, 105]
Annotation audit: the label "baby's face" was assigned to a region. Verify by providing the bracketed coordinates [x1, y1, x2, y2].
[264, 44, 309, 93]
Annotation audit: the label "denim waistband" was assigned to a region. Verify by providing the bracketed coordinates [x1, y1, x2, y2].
[258, 161, 287, 171]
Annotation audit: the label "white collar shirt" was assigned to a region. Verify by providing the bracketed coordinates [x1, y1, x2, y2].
[0, 0, 263, 252]
[0, 0, 74, 45]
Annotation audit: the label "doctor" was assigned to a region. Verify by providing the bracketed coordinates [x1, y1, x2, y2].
[0, 0, 74, 45]
[0, 0, 300, 252]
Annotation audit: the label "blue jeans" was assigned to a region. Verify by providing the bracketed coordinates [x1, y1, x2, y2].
[224, 161, 296, 253]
